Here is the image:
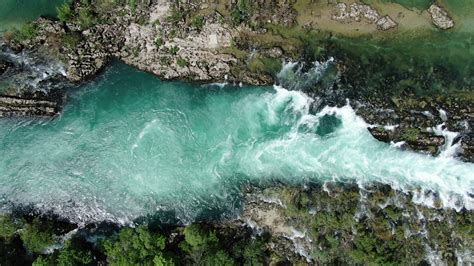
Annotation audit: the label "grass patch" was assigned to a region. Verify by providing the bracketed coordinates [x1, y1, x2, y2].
[400, 128, 421, 142]
[8, 23, 39, 43]
[247, 56, 282, 76]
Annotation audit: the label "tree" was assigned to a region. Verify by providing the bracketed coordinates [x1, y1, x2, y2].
[57, 3, 73, 22]
[103, 226, 172, 265]
[20, 218, 55, 253]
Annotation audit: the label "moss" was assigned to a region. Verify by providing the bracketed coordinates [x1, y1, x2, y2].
[400, 128, 421, 142]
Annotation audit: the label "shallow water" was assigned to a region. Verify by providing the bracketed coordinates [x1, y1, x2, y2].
[0, 0, 68, 31]
[0, 63, 472, 224]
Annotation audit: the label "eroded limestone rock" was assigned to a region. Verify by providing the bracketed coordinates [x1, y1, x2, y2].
[428, 4, 454, 30]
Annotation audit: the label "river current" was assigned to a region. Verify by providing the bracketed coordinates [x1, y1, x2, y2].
[0, 63, 472, 224]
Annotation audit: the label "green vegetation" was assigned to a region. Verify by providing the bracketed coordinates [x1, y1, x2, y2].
[167, 7, 184, 24]
[19, 218, 55, 253]
[191, 15, 205, 32]
[400, 128, 421, 142]
[102, 226, 171, 265]
[33, 239, 94, 266]
[57, 3, 73, 22]
[169, 46, 179, 56]
[62, 32, 82, 48]
[0, 215, 22, 240]
[154, 37, 163, 48]
[362, 0, 431, 10]
[78, 7, 96, 29]
[0, 182, 472, 265]
[247, 57, 282, 77]
[274, 183, 474, 264]
[176, 57, 188, 68]
[231, 0, 251, 25]
[7, 23, 39, 43]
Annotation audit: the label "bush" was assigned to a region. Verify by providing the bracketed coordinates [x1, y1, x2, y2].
[57, 3, 73, 22]
[167, 7, 184, 24]
[154, 37, 163, 48]
[191, 16, 205, 31]
[78, 8, 96, 29]
[176, 57, 188, 67]
[169, 46, 179, 55]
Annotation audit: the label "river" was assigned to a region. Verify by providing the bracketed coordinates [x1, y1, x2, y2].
[0, 62, 472, 224]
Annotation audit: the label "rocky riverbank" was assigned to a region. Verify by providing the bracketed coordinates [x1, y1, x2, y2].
[1, 181, 472, 265]
[1, 0, 472, 162]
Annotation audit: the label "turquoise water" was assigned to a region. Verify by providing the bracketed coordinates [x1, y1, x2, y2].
[0, 0, 67, 31]
[0, 63, 473, 224]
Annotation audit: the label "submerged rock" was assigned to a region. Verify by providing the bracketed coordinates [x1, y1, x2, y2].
[428, 4, 455, 29]
[0, 95, 60, 117]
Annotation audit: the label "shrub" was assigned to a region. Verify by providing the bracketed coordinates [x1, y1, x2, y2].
[78, 8, 96, 29]
[191, 16, 205, 31]
[57, 3, 73, 23]
[155, 37, 163, 48]
[167, 7, 184, 24]
[169, 46, 179, 55]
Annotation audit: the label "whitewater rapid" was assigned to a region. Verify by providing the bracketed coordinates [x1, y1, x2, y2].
[0, 64, 472, 224]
